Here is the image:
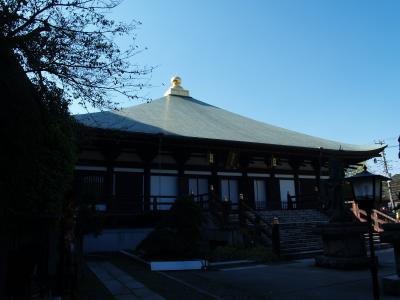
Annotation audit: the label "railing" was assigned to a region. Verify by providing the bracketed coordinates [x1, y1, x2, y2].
[239, 201, 271, 236]
[150, 193, 211, 211]
[350, 201, 399, 232]
[109, 192, 322, 213]
[192, 193, 210, 210]
[239, 200, 280, 254]
[150, 196, 177, 211]
[206, 192, 231, 226]
[281, 193, 320, 210]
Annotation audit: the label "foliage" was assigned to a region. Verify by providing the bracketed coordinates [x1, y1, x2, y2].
[0, 0, 151, 109]
[1, 51, 78, 296]
[1, 63, 77, 217]
[136, 196, 204, 261]
[74, 192, 105, 238]
[209, 245, 280, 263]
[32, 84, 78, 214]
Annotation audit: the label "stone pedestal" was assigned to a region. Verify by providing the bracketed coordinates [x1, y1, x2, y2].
[380, 223, 400, 296]
[382, 275, 400, 296]
[315, 222, 370, 269]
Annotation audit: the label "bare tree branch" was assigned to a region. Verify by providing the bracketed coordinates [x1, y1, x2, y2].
[1, 0, 151, 109]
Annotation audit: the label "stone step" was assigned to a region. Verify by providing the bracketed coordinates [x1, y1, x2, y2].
[258, 209, 330, 225]
[281, 238, 322, 244]
[281, 246, 323, 254]
[280, 232, 321, 238]
[282, 249, 324, 259]
[281, 243, 323, 251]
[241, 209, 329, 257]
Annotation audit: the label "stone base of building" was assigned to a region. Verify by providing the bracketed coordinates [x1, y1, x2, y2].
[315, 255, 370, 270]
[382, 275, 400, 296]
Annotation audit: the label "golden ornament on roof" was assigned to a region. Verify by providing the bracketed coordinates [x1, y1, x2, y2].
[171, 76, 182, 87]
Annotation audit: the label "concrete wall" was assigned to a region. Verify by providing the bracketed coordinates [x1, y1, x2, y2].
[83, 228, 153, 253]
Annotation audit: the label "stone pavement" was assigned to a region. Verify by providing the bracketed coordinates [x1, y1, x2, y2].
[90, 249, 399, 299]
[161, 249, 399, 299]
[87, 261, 165, 300]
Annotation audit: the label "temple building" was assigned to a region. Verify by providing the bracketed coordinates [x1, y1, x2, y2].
[74, 76, 384, 253]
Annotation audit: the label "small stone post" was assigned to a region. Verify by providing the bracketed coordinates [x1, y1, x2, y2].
[272, 217, 280, 256]
[381, 223, 400, 296]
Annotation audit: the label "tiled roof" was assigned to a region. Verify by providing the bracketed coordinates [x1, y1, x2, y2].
[75, 95, 383, 153]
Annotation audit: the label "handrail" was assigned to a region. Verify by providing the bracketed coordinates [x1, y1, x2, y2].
[350, 201, 399, 232]
[239, 199, 280, 254]
[374, 209, 398, 223]
[288, 193, 318, 200]
[239, 201, 272, 244]
[149, 194, 211, 211]
[240, 201, 272, 231]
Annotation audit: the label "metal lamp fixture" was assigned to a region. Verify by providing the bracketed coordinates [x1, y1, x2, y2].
[346, 165, 389, 300]
[346, 165, 389, 210]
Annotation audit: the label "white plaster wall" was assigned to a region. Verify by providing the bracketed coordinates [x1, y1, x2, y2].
[83, 228, 153, 253]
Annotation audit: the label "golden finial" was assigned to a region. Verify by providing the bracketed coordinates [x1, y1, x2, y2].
[164, 75, 189, 96]
[171, 76, 182, 88]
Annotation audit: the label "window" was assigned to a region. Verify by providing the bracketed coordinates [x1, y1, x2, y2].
[74, 171, 106, 211]
[254, 179, 267, 209]
[279, 179, 296, 209]
[220, 179, 239, 209]
[150, 175, 178, 210]
[75, 172, 105, 202]
[114, 172, 143, 212]
[188, 177, 209, 208]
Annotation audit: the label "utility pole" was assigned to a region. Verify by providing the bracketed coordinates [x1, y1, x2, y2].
[375, 140, 394, 209]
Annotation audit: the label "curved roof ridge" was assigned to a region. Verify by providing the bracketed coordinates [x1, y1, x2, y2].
[74, 95, 383, 153]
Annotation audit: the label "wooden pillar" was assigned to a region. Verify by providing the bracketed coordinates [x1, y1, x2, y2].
[209, 151, 221, 201]
[266, 155, 280, 210]
[312, 160, 321, 192]
[172, 150, 191, 197]
[105, 164, 113, 210]
[210, 168, 218, 201]
[137, 146, 158, 212]
[239, 153, 252, 207]
[289, 159, 301, 208]
[143, 165, 150, 212]
[102, 145, 121, 211]
[312, 159, 322, 208]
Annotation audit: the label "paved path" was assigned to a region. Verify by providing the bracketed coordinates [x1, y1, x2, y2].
[162, 249, 399, 300]
[91, 249, 399, 299]
[87, 261, 165, 300]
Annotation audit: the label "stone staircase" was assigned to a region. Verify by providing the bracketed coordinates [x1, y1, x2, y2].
[364, 231, 392, 251]
[279, 222, 325, 258]
[258, 209, 329, 224]
[228, 209, 390, 258]
[201, 212, 244, 248]
[258, 209, 329, 258]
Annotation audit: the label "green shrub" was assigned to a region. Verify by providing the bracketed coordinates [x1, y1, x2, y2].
[136, 196, 204, 261]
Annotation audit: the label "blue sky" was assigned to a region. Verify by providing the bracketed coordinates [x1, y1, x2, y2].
[70, 0, 400, 174]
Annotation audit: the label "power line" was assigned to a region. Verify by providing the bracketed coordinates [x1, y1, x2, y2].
[376, 136, 398, 141]
[375, 140, 395, 208]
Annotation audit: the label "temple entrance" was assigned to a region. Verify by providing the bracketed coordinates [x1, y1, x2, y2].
[279, 179, 296, 209]
[254, 179, 267, 209]
[220, 179, 239, 210]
